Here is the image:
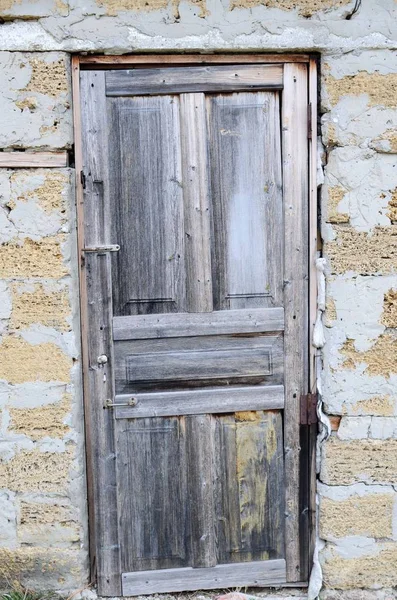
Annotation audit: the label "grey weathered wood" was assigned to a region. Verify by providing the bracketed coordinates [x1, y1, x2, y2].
[180, 93, 213, 312]
[185, 416, 216, 568]
[113, 307, 284, 340]
[122, 559, 286, 595]
[207, 92, 283, 310]
[116, 417, 188, 572]
[0, 151, 68, 168]
[114, 385, 285, 419]
[214, 411, 285, 565]
[106, 65, 283, 96]
[114, 334, 283, 390]
[80, 62, 311, 595]
[81, 54, 309, 66]
[80, 71, 121, 596]
[282, 63, 309, 581]
[108, 95, 185, 316]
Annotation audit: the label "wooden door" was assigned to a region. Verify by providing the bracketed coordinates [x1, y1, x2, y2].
[78, 61, 310, 596]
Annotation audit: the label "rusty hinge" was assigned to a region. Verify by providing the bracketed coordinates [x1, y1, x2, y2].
[300, 392, 317, 425]
[307, 102, 312, 140]
[80, 170, 86, 189]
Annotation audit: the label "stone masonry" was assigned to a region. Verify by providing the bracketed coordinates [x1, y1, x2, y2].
[0, 0, 397, 597]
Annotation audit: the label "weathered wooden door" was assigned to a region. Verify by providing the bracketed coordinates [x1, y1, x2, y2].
[78, 59, 310, 596]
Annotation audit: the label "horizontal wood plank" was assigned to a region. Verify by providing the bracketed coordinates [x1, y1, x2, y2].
[115, 384, 285, 418]
[122, 559, 286, 594]
[79, 54, 310, 67]
[0, 151, 68, 168]
[114, 334, 283, 391]
[113, 307, 284, 340]
[106, 65, 283, 96]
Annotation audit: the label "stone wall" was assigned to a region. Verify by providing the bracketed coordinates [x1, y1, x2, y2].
[0, 0, 396, 596]
[0, 52, 88, 591]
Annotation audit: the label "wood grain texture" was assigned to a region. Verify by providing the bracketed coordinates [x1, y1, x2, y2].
[207, 92, 283, 310]
[113, 307, 284, 340]
[72, 56, 98, 583]
[214, 411, 285, 564]
[307, 57, 318, 582]
[180, 93, 213, 312]
[80, 54, 310, 66]
[116, 416, 188, 573]
[282, 63, 309, 582]
[0, 151, 68, 168]
[122, 559, 286, 595]
[114, 334, 283, 393]
[185, 415, 216, 568]
[106, 65, 283, 96]
[80, 70, 121, 596]
[114, 385, 285, 419]
[108, 95, 185, 316]
[115, 334, 282, 385]
[309, 58, 319, 395]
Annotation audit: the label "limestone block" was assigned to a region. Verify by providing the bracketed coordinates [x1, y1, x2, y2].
[0, 547, 85, 591]
[2, 446, 74, 493]
[319, 483, 395, 539]
[5, 169, 71, 239]
[0, 235, 68, 279]
[0, 52, 72, 149]
[321, 437, 397, 485]
[228, 0, 350, 16]
[322, 542, 397, 589]
[10, 282, 71, 331]
[0, 336, 71, 384]
[0, 0, 69, 19]
[325, 227, 397, 276]
[18, 499, 79, 547]
[323, 149, 397, 231]
[9, 394, 71, 440]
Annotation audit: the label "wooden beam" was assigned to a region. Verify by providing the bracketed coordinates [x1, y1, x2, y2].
[106, 64, 283, 95]
[122, 559, 286, 595]
[71, 55, 97, 588]
[0, 151, 68, 168]
[79, 53, 311, 68]
[282, 62, 309, 582]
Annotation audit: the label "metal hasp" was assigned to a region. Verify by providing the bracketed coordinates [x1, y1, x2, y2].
[104, 397, 138, 409]
[82, 244, 120, 253]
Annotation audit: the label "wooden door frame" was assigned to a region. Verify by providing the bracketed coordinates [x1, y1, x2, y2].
[72, 53, 318, 595]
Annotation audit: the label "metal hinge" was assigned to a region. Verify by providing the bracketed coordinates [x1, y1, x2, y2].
[300, 392, 318, 425]
[307, 102, 312, 140]
[80, 170, 86, 189]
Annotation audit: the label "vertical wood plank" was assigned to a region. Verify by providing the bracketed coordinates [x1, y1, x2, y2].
[214, 412, 285, 565]
[309, 57, 318, 395]
[207, 92, 283, 310]
[180, 93, 213, 313]
[282, 63, 309, 582]
[108, 96, 185, 316]
[80, 71, 121, 596]
[213, 415, 241, 563]
[72, 56, 98, 582]
[308, 57, 319, 579]
[185, 415, 216, 568]
[116, 417, 188, 572]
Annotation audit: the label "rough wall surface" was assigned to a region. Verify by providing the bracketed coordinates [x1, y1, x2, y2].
[0, 0, 397, 597]
[0, 51, 87, 591]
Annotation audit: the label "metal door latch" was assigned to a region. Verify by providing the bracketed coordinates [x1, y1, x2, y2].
[104, 397, 138, 409]
[82, 244, 120, 254]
